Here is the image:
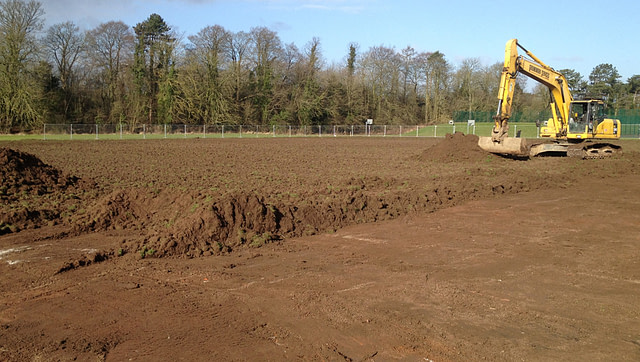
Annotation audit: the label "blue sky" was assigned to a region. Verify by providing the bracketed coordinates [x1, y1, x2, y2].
[41, 0, 637, 85]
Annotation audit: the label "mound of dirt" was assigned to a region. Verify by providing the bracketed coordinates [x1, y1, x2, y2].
[0, 147, 77, 200]
[73, 189, 153, 233]
[419, 132, 493, 162]
[0, 147, 83, 234]
[146, 193, 288, 258]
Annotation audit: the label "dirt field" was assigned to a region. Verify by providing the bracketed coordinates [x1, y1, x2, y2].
[1, 135, 639, 361]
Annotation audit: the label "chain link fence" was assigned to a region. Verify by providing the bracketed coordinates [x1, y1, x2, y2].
[40, 123, 557, 140]
[27, 122, 640, 140]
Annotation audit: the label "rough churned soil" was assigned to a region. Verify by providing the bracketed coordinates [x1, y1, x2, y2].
[0, 147, 94, 234]
[1, 135, 639, 361]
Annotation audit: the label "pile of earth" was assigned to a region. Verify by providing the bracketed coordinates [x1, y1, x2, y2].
[418, 132, 497, 162]
[75, 173, 540, 259]
[73, 183, 424, 258]
[0, 147, 85, 234]
[0, 147, 77, 199]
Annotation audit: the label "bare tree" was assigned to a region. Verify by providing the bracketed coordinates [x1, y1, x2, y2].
[423, 51, 450, 123]
[44, 22, 84, 92]
[359, 45, 402, 122]
[400, 46, 416, 103]
[226, 30, 249, 102]
[248, 26, 282, 123]
[188, 25, 229, 76]
[280, 41, 301, 85]
[181, 25, 231, 124]
[456, 57, 481, 119]
[43, 21, 85, 119]
[290, 37, 326, 125]
[0, 0, 43, 129]
[85, 21, 134, 122]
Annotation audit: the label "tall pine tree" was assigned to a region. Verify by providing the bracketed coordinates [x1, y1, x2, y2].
[133, 13, 174, 124]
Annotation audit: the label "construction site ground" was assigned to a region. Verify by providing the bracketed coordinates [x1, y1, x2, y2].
[1, 135, 639, 361]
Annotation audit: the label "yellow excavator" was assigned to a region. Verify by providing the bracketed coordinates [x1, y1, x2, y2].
[478, 39, 621, 158]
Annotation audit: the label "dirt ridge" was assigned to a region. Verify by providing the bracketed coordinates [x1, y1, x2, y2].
[74, 174, 543, 258]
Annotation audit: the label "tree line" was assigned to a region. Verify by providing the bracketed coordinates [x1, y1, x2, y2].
[1, 0, 638, 132]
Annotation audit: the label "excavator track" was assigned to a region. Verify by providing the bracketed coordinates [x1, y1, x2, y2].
[567, 142, 622, 159]
[528, 140, 622, 158]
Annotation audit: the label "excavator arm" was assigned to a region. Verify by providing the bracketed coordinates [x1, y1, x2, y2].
[492, 39, 518, 142]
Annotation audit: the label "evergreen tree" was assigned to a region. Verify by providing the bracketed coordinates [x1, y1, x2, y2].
[133, 13, 174, 124]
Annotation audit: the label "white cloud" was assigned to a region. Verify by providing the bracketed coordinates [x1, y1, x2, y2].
[40, 0, 135, 29]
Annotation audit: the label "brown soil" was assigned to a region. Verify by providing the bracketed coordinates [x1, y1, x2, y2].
[0, 147, 91, 234]
[418, 132, 490, 162]
[1, 135, 639, 361]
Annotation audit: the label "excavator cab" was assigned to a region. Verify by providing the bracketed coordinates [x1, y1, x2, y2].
[568, 102, 589, 134]
[565, 99, 618, 140]
[568, 100, 604, 135]
[541, 99, 618, 140]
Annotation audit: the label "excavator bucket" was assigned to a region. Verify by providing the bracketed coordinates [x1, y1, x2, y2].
[478, 136, 529, 157]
